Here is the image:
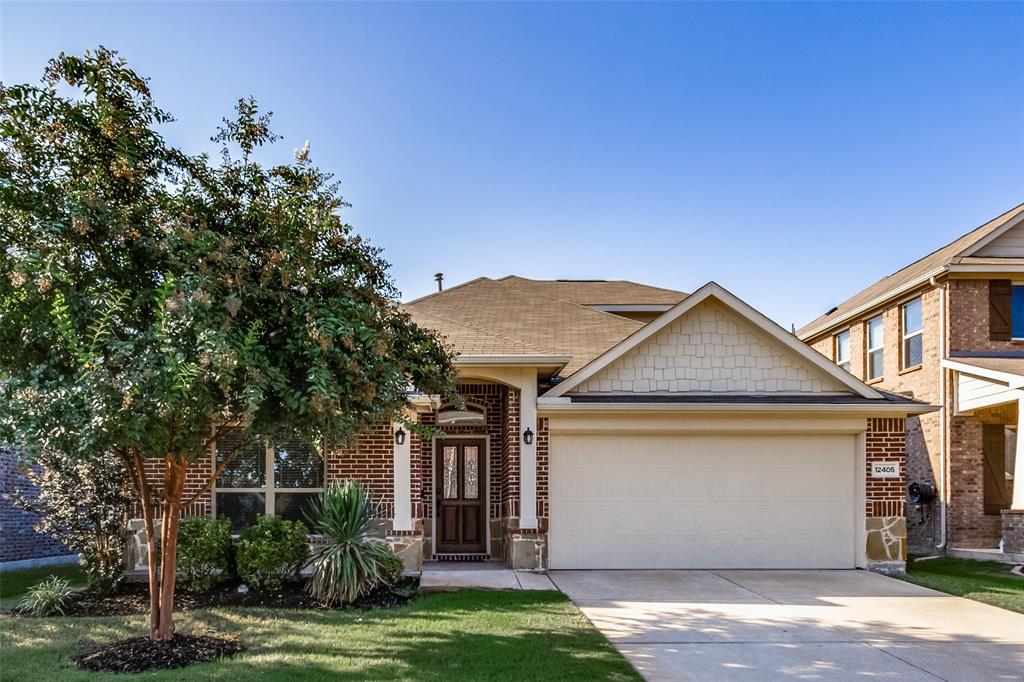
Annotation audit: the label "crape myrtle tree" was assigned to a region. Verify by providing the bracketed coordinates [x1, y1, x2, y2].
[0, 48, 457, 640]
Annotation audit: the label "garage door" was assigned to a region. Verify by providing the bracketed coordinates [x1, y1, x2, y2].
[548, 433, 857, 569]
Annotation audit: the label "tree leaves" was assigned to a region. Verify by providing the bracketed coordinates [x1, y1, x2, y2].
[1, 48, 458, 468]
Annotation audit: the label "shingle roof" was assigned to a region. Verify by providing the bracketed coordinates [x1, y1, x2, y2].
[797, 203, 1024, 339]
[403, 276, 687, 375]
[495, 276, 687, 306]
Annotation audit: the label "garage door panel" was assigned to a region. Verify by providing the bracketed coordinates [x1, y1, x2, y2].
[549, 433, 857, 569]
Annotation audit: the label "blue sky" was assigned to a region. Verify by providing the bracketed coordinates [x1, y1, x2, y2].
[2, 2, 1022, 329]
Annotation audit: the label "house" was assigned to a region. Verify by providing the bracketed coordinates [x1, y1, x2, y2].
[797, 203, 1024, 560]
[128, 276, 932, 574]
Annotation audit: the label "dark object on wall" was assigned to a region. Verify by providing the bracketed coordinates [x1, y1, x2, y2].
[990, 280, 1012, 341]
[908, 482, 936, 505]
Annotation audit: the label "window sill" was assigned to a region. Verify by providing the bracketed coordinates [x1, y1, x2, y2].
[866, 377, 884, 386]
[899, 364, 923, 376]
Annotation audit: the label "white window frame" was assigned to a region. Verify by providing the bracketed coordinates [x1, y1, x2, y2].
[211, 438, 325, 520]
[901, 297, 923, 369]
[834, 330, 851, 372]
[866, 315, 884, 381]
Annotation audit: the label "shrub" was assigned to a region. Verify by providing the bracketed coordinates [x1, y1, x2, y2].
[177, 516, 233, 591]
[5, 447, 133, 593]
[305, 480, 403, 605]
[235, 515, 309, 589]
[18, 576, 74, 616]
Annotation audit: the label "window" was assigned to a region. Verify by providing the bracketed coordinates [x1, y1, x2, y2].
[866, 316, 884, 380]
[901, 298, 923, 369]
[834, 330, 851, 372]
[213, 428, 324, 530]
[1013, 285, 1024, 340]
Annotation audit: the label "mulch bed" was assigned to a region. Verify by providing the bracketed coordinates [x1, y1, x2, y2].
[73, 634, 245, 673]
[20, 577, 419, 617]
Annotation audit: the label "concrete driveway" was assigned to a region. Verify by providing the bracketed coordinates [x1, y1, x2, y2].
[550, 570, 1024, 681]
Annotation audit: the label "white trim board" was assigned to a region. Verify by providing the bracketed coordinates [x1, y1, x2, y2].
[544, 281, 884, 400]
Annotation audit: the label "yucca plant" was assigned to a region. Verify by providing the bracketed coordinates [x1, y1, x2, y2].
[18, 576, 75, 616]
[305, 480, 402, 605]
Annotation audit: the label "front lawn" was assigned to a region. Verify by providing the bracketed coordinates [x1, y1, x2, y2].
[0, 564, 85, 600]
[903, 555, 1024, 614]
[0, 589, 639, 681]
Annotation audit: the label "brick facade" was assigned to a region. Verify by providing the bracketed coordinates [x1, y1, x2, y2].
[808, 277, 1020, 551]
[866, 418, 908, 518]
[329, 421, 395, 517]
[0, 448, 68, 563]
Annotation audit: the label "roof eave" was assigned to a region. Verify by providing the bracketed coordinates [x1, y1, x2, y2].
[797, 265, 948, 341]
[537, 397, 936, 416]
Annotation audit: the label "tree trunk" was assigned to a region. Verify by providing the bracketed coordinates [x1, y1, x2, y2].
[152, 457, 188, 641]
[130, 449, 161, 640]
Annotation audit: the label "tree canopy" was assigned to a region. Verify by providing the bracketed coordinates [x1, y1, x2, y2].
[0, 47, 457, 639]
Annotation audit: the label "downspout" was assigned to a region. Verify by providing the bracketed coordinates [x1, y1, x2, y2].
[931, 275, 948, 550]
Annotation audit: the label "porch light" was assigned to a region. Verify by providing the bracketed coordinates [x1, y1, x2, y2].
[394, 427, 406, 446]
[523, 428, 534, 445]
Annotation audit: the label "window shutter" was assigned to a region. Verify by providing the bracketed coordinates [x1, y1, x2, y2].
[989, 280, 1011, 341]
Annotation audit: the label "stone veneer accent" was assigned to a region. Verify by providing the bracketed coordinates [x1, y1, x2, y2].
[577, 299, 848, 394]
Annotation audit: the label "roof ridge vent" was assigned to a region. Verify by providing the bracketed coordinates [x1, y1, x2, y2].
[555, 279, 607, 282]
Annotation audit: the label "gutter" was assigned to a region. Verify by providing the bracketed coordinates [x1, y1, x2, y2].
[537, 398, 937, 416]
[454, 354, 571, 368]
[933, 276, 948, 551]
[798, 266, 948, 341]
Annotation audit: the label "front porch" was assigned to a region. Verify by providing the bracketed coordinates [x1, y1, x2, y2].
[943, 356, 1024, 555]
[394, 367, 553, 572]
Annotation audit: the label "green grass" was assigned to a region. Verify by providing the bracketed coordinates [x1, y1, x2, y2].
[0, 564, 85, 600]
[0, 590, 639, 681]
[903, 555, 1024, 614]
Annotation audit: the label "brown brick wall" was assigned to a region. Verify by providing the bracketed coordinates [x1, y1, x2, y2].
[536, 417, 549, 521]
[866, 417, 907, 518]
[810, 285, 943, 547]
[502, 387, 521, 519]
[142, 455, 214, 518]
[811, 277, 1022, 549]
[328, 421, 396, 517]
[948, 278, 1024, 353]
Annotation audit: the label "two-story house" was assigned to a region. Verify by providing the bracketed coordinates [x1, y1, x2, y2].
[798, 203, 1024, 560]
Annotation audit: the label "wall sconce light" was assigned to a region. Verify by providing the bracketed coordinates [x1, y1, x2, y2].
[394, 427, 406, 446]
[523, 428, 534, 445]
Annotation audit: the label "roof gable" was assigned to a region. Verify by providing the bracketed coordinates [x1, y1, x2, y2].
[546, 282, 882, 399]
[963, 221, 1024, 258]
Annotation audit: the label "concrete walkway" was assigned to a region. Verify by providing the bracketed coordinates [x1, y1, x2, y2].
[551, 569, 1024, 681]
[419, 562, 556, 591]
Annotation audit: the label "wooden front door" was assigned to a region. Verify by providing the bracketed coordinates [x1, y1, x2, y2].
[435, 439, 487, 554]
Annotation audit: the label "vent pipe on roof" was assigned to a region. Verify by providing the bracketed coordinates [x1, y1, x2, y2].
[434, 273, 444, 292]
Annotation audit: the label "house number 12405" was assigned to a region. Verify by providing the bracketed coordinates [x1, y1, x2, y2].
[871, 462, 900, 478]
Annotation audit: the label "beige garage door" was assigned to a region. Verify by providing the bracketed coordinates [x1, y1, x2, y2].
[548, 433, 858, 569]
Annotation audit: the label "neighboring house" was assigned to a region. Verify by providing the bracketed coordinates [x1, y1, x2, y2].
[0, 447, 68, 565]
[798, 203, 1024, 559]
[129, 276, 931, 574]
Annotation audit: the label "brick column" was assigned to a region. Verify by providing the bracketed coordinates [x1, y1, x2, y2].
[865, 417, 908, 574]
